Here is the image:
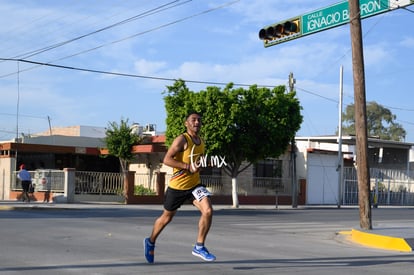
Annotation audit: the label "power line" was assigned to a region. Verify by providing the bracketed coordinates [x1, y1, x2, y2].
[4, 0, 188, 61]
[397, 119, 414, 126]
[0, 0, 83, 57]
[1, 57, 343, 107]
[0, 0, 239, 79]
[0, 57, 257, 87]
[383, 105, 414, 112]
[296, 87, 338, 103]
[1, 1, 410, 118]
[0, 112, 48, 120]
[401, 6, 414, 13]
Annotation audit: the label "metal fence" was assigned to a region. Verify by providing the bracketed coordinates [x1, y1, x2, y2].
[12, 170, 65, 192]
[165, 175, 288, 196]
[75, 171, 123, 195]
[15, 168, 414, 206]
[343, 167, 414, 206]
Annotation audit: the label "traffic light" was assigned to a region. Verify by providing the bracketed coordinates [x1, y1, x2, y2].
[259, 18, 301, 47]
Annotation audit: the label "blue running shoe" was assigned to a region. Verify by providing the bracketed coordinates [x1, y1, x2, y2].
[192, 246, 216, 261]
[143, 238, 155, 264]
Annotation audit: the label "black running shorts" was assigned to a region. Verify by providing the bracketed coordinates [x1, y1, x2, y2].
[164, 185, 203, 211]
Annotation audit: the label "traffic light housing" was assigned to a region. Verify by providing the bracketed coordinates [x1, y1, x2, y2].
[259, 18, 301, 47]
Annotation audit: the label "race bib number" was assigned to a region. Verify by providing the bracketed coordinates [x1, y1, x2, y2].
[192, 186, 211, 202]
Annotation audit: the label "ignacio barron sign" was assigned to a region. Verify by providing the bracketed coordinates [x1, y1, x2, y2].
[259, 0, 413, 47]
[302, 0, 388, 35]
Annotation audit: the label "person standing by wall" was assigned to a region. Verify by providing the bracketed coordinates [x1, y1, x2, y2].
[17, 164, 32, 202]
[143, 111, 216, 263]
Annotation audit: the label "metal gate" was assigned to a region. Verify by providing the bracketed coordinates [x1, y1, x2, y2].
[343, 167, 414, 206]
[75, 171, 124, 203]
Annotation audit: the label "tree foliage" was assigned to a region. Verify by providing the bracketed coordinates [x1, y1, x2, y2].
[164, 80, 303, 206]
[342, 101, 406, 141]
[105, 118, 141, 172]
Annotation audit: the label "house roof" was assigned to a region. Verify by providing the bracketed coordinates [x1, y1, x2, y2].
[306, 148, 353, 155]
[132, 135, 166, 153]
[0, 142, 101, 155]
[295, 135, 414, 149]
[99, 135, 167, 155]
[0, 135, 167, 157]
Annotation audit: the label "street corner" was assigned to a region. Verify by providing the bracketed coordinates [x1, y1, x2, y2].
[335, 230, 353, 246]
[342, 228, 413, 252]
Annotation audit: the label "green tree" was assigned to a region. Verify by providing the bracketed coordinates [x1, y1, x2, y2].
[164, 80, 303, 207]
[105, 118, 141, 172]
[342, 101, 406, 141]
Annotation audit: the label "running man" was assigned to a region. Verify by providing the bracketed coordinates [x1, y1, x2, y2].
[143, 111, 216, 263]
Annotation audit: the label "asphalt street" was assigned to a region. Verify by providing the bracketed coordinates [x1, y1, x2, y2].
[0, 202, 413, 275]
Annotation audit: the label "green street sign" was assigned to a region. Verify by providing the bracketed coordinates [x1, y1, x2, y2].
[259, 0, 413, 47]
[302, 0, 388, 35]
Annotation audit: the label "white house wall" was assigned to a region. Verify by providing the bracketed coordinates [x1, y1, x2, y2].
[295, 141, 308, 180]
[306, 153, 339, 205]
[0, 157, 14, 200]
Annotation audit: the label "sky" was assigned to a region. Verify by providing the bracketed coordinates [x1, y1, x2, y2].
[0, 0, 413, 142]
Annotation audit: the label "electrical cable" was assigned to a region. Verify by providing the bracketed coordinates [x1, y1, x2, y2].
[0, 0, 238, 79]
[0, 57, 264, 88]
[3, 0, 187, 61]
[1, 1, 413, 132]
[1, 57, 342, 109]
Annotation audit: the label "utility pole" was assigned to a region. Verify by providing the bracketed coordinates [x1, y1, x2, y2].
[349, 0, 372, 230]
[289, 72, 298, 208]
[337, 65, 344, 208]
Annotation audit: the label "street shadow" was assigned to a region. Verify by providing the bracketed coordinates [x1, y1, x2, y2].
[0, 254, 413, 273]
[0, 206, 293, 220]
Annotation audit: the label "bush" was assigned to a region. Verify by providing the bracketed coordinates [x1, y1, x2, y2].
[134, 185, 156, 195]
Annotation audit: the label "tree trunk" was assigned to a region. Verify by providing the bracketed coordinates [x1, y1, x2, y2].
[231, 177, 239, 208]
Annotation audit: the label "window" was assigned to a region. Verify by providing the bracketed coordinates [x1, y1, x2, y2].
[253, 158, 283, 190]
[254, 158, 282, 178]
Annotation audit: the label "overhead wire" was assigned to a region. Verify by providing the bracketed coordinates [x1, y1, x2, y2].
[402, 6, 414, 13]
[0, 0, 238, 79]
[1, 1, 413, 132]
[0, 0, 240, 137]
[0, 1, 186, 136]
[295, 86, 338, 103]
[0, 57, 262, 88]
[1, 0, 409, 94]
[0, 56, 349, 105]
[0, 0, 80, 56]
[4, 0, 187, 61]
[0, 0, 344, 104]
[295, 2, 414, 129]
[298, 0, 410, 105]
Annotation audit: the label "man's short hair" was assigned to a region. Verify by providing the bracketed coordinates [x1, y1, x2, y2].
[185, 111, 202, 120]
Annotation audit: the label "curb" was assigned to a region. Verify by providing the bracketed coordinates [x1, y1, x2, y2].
[0, 204, 73, 211]
[339, 229, 413, 252]
[0, 205, 16, 211]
